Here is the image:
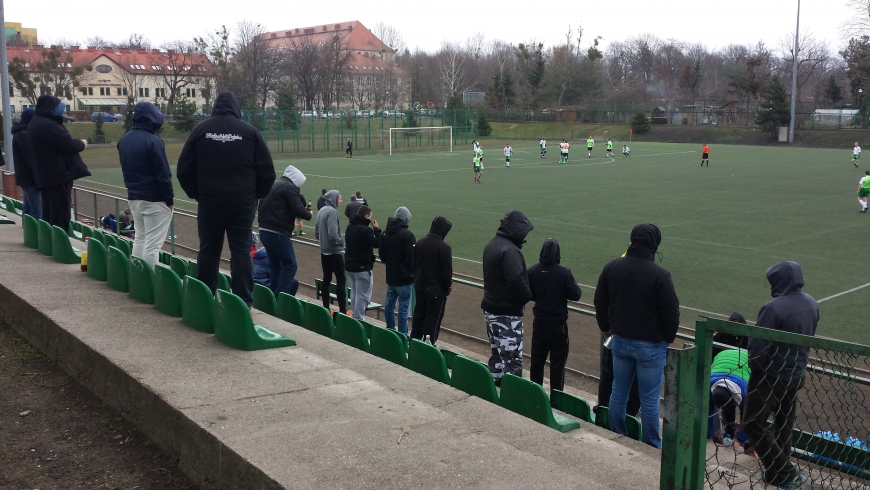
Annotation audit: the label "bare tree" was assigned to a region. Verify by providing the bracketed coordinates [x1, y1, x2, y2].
[437, 42, 470, 100]
[85, 36, 113, 49]
[318, 31, 353, 111]
[286, 36, 323, 110]
[778, 32, 831, 101]
[844, 0, 870, 38]
[373, 22, 406, 57]
[118, 34, 151, 50]
[229, 21, 285, 109]
[150, 40, 203, 112]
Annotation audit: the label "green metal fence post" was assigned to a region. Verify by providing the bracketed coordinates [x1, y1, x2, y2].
[660, 342, 704, 490]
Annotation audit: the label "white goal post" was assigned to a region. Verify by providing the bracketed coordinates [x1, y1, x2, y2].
[388, 126, 452, 155]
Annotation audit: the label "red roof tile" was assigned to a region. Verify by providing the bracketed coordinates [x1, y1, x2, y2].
[263, 21, 392, 54]
[6, 45, 213, 76]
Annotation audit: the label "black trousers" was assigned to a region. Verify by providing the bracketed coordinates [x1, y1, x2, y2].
[346, 147, 352, 157]
[40, 182, 72, 231]
[598, 345, 641, 415]
[411, 283, 447, 345]
[320, 253, 346, 312]
[743, 374, 803, 486]
[196, 203, 256, 306]
[529, 319, 569, 392]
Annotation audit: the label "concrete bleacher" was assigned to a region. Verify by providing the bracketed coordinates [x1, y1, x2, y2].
[0, 209, 662, 489]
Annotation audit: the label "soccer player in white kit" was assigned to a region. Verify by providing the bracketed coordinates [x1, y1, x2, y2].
[504, 144, 513, 167]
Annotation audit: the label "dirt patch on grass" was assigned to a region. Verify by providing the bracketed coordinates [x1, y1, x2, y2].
[0, 322, 196, 489]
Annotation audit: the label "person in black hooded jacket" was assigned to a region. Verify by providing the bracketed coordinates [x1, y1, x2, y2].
[12, 108, 41, 219]
[594, 223, 680, 449]
[344, 205, 381, 321]
[177, 91, 276, 306]
[411, 216, 452, 344]
[379, 206, 415, 334]
[258, 165, 311, 296]
[27, 95, 90, 230]
[528, 238, 581, 392]
[481, 210, 533, 385]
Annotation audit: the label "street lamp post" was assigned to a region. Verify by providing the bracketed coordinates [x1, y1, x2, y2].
[415, 67, 422, 104]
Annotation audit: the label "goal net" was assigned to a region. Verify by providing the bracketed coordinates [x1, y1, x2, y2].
[387, 126, 453, 155]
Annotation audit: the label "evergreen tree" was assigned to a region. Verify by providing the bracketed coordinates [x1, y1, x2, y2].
[170, 94, 199, 133]
[123, 95, 135, 134]
[755, 76, 791, 132]
[630, 112, 650, 134]
[91, 113, 106, 144]
[403, 110, 419, 128]
[824, 75, 843, 107]
[275, 83, 297, 111]
[477, 112, 492, 136]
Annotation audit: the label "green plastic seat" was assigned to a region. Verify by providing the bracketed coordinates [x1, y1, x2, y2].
[104, 233, 119, 251]
[276, 293, 305, 326]
[170, 256, 189, 279]
[360, 320, 377, 339]
[440, 348, 460, 369]
[37, 220, 53, 256]
[4, 197, 21, 216]
[252, 283, 277, 316]
[214, 289, 296, 351]
[128, 255, 155, 304]
[115, 237, 132, 258]
[23, 214, 38, 249]
[81, 225, 92, 241]
[302, 301, 335, 339]
[153, 264, 183, 317]
[91, 229, 106, 247]
[369, 325, 407, 367]
[334, 313, 369, 352]
[159, 251, 171, 265]
[450, 355, 500, 404]
[86, 237, 108, 281]
[218, 272, 231, 292]
[67, 221, 82, 240]
[51, 225, 82, 264]
[188, 260, 198, 277]
[551, 390, 594, 423]
[594, 405, 609, 429]
[182, 276, 215, 333]
[408, 339, 450, 383]
[106, 246, 129, 292]
[592, 405, 642, 441]
[499, 373, 581, 433]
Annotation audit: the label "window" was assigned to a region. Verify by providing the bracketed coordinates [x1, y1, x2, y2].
[122, 87, 128, 96]
[186, 88, 197, 97]
[152, 65, 161, 71]
[95, 64, 112, 73]
[100, 87, 110, 96]
[139, 87, 149, 98]
[366, 77, 372, 86]
[155, 88, 166, 98]
[8, 87, 12, 97]
[81, 87, 93, 96]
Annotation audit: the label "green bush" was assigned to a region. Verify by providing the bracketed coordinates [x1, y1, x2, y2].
[171, 94, 199, 133]
[630, 112, 651, 134]
[478, 112, 492, 136]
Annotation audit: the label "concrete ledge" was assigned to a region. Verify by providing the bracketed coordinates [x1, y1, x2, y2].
[0, 222, 660, 489]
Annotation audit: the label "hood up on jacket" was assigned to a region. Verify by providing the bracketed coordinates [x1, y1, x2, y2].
[495, 210, 533, 247]
[428, 216, 452, 239]
[539, 238, 561, 265]
[323, 189, 340, 208]
[766, 261, 804, 298]
[35, 95, 62, 118]
[282, 165, 306, 187]
[626, 223, 662, 261]
[212, 92, 241, 118]
[132, 102, 164, 133]
[393, 206, 411, 226]
[12, 109, 34, 134]
[728, 312, 747, 324]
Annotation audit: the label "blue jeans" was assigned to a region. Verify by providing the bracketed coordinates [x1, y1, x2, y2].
[21, 186, 42, 220]
[384, 284, 412, 334]
[609, 335, 668, 448]
[259, 230, 298, 297]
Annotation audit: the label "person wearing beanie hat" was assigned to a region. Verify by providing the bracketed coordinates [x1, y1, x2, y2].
[379, 206, 416, 334]
[12, 108, 41, 219]
[258, 165, 312, 297]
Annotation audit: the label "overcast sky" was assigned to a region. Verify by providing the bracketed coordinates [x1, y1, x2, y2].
[7, 0, 858, 55]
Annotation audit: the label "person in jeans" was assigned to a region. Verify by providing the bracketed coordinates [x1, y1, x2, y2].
[117, 102, 174, 268]
[257, 165, 312, 296]
[528, 238, 582, 392]
[411, 216, 452, 344]
[481, 211, 534, 385]
[344, 205, 381, 320]
[12, 109, 40, 219]
[379, 207, 415, 334]
[315, 190, 346, 313]
[177, 92, 276, 306]
[593, 223, 680, 448]
[743, 261, 818, 488]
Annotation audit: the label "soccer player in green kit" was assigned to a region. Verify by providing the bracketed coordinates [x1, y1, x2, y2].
[606, 139, 614, 158]
[586, 136, 594, 157]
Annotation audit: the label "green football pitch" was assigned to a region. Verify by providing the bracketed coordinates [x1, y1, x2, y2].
[79, 141, 869, 343]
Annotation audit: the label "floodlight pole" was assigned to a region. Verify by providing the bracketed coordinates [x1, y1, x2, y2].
[788, 0, 800, 143]
[0, 0, 14, 170]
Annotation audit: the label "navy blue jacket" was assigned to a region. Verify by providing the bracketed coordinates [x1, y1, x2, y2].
[117, 102, 174, 206]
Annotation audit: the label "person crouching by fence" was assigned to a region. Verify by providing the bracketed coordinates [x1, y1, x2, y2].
[743, 261, 818, 488]
[707, 345, 754, 457]
[411, 216, 453, 345]
[528, 238, 581, 393]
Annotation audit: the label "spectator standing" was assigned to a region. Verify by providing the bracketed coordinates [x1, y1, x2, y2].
[344, 205, 381, 321]
[743, 261, 818, 488]
[528, 238, 582, 392]
[117, 102, 174, 268]
[257, 165, 312, 296]
[315, 190, 346, 313]
[379, 207, 416, 334]
[593, 223, 680, 448]
[316, 189, 328, 210]
[411, 216, 452, 344]
[177, 91, 276, 306]
[346, 137, 353, 158]
[355, 190, 368, 206]
[11, 108, 40, 219]
[344, 195, 361, 220]
[481, 211, 534, 385]
[27, 95, 90, 230]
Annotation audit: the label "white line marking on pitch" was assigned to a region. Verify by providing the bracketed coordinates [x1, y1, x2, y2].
[817, 282, 870, 303]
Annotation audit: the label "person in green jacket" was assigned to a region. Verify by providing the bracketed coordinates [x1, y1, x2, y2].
[708, 344, 754, 457]
[606, 139, 614, 158]
[586, 137, 594, 158]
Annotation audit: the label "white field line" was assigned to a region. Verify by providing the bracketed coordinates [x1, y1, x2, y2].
[817, 282, 870, 303]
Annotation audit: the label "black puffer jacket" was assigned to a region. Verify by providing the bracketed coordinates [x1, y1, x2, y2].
[414, 217, 452, 293]
[11, 109, 35, 187]
[344, 214, 381, 272]
[27, 95, 89, 188]
[176, 92, 275, 208]
[529, 239, 582, 324]
[481, 211, 534, 316]
[258, 177, 312, 237]
[379, 217, 416, 286]
[593, 223, 680, 343]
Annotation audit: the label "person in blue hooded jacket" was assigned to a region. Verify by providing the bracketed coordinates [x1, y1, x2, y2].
[117, 102, 174, 267]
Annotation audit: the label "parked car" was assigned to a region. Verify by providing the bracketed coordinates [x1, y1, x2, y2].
[319, 111, 342, 119]
[301, 110, 318, 119]
[90, 112, 118, 122]
[62, 115, 76, 123]
[354, 110, 375, 119]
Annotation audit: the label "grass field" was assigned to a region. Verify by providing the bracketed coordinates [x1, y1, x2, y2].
[77, 141, 869, 344]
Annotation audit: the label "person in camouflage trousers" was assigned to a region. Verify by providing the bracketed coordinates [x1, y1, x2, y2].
[483, 313, 525, 382]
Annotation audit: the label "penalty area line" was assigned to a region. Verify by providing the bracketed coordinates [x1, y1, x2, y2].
[817, 282, 870, 303]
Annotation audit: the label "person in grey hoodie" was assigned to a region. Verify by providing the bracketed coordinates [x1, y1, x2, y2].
[315, 190, 346, 312]
[743, 261, 818, 488]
